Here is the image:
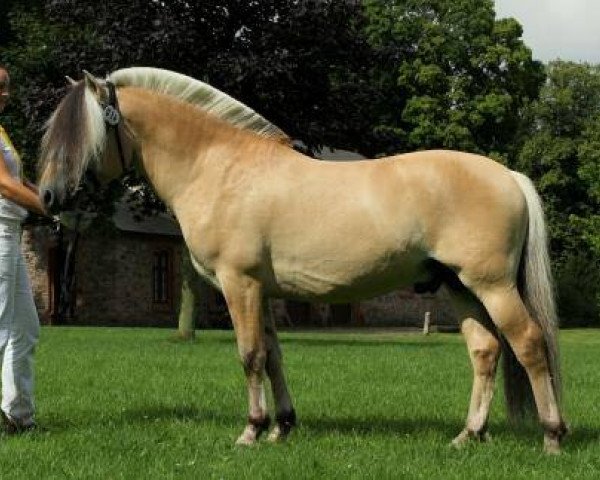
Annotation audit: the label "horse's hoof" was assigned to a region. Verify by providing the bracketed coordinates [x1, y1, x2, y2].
[266, 425, 288, 443]
[543, 440, 561, 455]
[543, 436, 562, 455]
[235, 436, 257, 446]
[267, 409, 296, 443]
[451, 428, 490, 448]
[543, 421, 567, 454]
[450, 429, 470, 448]
[235, 426, 258, 446]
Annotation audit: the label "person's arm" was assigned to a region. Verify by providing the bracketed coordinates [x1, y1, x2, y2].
[23, 179, 39, 195]
[0, 152, 46, 215]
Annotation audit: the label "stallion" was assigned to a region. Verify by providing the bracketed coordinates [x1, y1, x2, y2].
[37, 68, 566, 453]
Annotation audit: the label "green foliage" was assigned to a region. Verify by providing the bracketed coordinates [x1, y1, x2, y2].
[516, 62, 600, 256]
[578, 116, 600, 254]
[517, 61, 600, 325]
[555, 254, 600, 327]
[362, 0, 545, 158]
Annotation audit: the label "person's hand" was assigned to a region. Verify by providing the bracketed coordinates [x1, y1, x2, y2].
[55, 211, 97, 231]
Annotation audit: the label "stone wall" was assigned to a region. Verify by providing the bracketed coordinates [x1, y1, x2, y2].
[359, 288, 456, 329]
[73, 233, 183, 326]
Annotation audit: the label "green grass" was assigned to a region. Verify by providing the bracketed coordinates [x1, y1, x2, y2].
[1, 327, 600, 479]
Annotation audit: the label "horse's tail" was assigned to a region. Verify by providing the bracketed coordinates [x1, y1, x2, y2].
[503, 171, 561, 420]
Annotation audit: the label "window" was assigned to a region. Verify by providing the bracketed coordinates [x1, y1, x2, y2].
[152, 249, 172, 307]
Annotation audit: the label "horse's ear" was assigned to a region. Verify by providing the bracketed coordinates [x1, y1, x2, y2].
[65, 76, 77, 87]
[83, 70, 103, 98]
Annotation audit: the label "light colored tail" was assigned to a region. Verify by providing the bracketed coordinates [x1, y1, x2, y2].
[503, 171, 561, 419]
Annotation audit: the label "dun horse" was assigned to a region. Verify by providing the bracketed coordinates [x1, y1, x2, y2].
[38, 68, 567, 453]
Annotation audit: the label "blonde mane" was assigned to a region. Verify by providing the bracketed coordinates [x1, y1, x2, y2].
[39, 67, 291, 201]
[108, 67, 290, 143]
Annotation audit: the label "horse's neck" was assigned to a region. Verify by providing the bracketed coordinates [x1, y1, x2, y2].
[119, 87, 245, 207]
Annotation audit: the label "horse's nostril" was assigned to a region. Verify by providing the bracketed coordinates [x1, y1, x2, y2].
[43, 189, 54, 209]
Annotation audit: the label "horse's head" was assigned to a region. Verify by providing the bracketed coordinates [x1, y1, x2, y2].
[38, 71, 135, 215]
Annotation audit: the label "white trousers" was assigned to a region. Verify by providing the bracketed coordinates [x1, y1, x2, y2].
[0, 220, 39, 425]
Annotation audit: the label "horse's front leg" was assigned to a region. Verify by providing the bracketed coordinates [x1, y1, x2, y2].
[263, 306, 296, 442]
[219, 271, 270, 445]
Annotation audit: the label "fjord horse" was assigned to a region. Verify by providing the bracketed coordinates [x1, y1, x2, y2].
[37, 68, 566, 452]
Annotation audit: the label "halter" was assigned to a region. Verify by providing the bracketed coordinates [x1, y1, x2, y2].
[101, 81, 129, 174]
[68, 81, 130, 206]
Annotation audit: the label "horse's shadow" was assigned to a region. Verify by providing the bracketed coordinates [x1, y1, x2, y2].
[301, 415, 597, 445]
[39, 405, 600, 450]
[301, 414, 461, 438]
[121, 407, 600, 449]
[123, 407, 459, 437]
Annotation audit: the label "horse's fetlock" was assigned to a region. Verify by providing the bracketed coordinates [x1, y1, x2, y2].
[467, 422, 489, 441]
[276, 409, 297, 435]
[542, 419, 568, 441]
[248, 414, 271, 438]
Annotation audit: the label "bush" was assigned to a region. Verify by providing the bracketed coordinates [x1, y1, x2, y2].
[555, 253, 600, 327]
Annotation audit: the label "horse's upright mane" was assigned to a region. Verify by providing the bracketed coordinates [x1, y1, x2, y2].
[108, 67, 290, 143]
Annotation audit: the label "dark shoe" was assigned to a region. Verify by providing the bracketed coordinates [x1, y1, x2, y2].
[0, 411, 37, 435]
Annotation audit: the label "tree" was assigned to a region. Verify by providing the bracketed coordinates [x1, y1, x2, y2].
[517, 61, 600, 325]
[362, 0, 545, 159]
[577, 116, 600, 256]
[43, 0, 372, 154]
[517, 62, 600, 256]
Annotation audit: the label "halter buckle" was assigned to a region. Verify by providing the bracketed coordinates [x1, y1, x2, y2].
[103, 104, 120, 126]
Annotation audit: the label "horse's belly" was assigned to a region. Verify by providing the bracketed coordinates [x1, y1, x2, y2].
[269, 251, 427, 302]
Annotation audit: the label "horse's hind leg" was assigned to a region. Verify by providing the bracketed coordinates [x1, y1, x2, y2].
[447, 288, 500, 446]
[263, 306, 296, 442]
[218, 271, 270, 445]
[475, 285, 566, 453]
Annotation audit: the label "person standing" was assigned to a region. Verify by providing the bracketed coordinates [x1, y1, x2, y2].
[0, 66, 47, 433]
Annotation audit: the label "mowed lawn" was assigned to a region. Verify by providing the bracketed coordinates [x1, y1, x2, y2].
[1, 327, 600, 479]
